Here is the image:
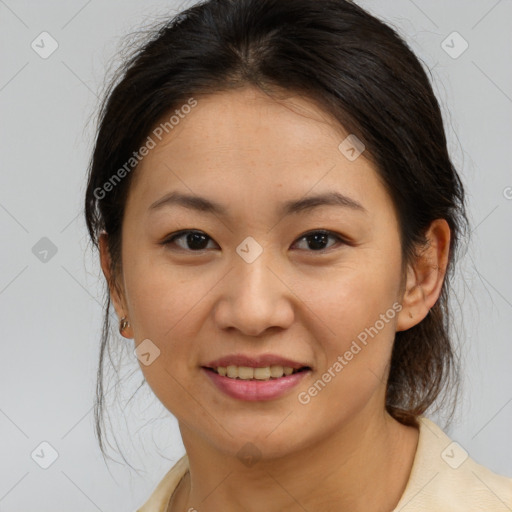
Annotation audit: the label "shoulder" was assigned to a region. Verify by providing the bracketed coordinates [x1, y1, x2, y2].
[393, 417, 512, 511]
[136, 454, 190, 512]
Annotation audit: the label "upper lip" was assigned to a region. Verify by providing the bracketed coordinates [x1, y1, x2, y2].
[203, 354, 311, 370]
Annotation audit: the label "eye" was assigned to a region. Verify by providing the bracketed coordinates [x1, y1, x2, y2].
[292, 230, 347, 252]
[161, 230, 218, 252]
[161, 229, 348, 253]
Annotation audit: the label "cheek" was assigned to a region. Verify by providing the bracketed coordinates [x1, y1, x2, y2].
[293, 246, 402, 399]
[121, 257, 212, 391]
[123, 262, 207, 412]
[296, 274, 400, 429]
[123, 249, 202, 337]
[297, 251, 401, 343]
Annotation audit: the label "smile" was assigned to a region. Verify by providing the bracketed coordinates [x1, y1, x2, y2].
[201, 366, 312, 401]
[205, 365, 309, 380]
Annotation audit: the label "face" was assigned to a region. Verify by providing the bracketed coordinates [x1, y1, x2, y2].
[104, 86, 410, 459]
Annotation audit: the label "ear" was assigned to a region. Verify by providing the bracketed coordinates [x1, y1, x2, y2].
[396, 219, 451, 332]
[99, 232, 134, 338]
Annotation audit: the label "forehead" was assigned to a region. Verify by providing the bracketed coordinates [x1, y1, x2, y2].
[125, 86, 391, 220]
[145, 87, 347, 167]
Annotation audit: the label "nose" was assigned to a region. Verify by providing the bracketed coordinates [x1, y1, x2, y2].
[213, 249, 295, 337]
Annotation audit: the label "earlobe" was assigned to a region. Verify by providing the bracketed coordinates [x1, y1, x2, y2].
[396, 219, 450, 332]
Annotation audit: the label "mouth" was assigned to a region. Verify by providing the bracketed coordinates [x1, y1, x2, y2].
[202, 365, 312, 380]
[201, 364, 312, 401]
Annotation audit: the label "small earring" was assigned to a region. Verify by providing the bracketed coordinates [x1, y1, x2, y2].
[119, 316, 130, 335]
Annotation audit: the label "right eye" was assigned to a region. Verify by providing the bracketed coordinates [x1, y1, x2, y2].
[161, 230, 218, 252]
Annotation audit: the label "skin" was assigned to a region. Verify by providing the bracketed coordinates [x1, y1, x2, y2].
[99, 86, 451, 512]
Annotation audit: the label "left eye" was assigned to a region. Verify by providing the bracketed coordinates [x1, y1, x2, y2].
[162, 230, 217, 251]
[161, 229, 347, 253]
[292, 230, 346, 252]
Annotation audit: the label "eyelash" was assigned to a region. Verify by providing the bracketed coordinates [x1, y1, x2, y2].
[160, 229, 349, 253]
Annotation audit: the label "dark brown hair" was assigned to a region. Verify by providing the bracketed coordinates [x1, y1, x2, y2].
[84, 0, 469, 459]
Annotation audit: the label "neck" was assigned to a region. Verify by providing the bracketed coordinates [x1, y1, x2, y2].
[172, 405, 419, 512]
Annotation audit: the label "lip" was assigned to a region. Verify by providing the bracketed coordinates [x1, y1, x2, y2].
[203, 353, 311, 370]
[201, 367, 311, 401]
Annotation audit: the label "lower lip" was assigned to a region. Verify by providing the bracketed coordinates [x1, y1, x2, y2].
[201, 367, 311, 401]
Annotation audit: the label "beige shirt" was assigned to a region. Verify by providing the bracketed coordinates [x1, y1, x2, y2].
[137, 417, 512, 511]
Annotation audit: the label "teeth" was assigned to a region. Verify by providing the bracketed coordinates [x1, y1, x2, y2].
[214, 365, 299, 380]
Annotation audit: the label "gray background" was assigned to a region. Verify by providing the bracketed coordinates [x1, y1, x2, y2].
[1, 0, 511, 510]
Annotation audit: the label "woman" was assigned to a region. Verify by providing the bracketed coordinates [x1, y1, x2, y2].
[84, 0, 512, 510]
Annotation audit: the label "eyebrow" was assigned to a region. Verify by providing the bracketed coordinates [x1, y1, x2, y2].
[148, 190, 368, 216]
